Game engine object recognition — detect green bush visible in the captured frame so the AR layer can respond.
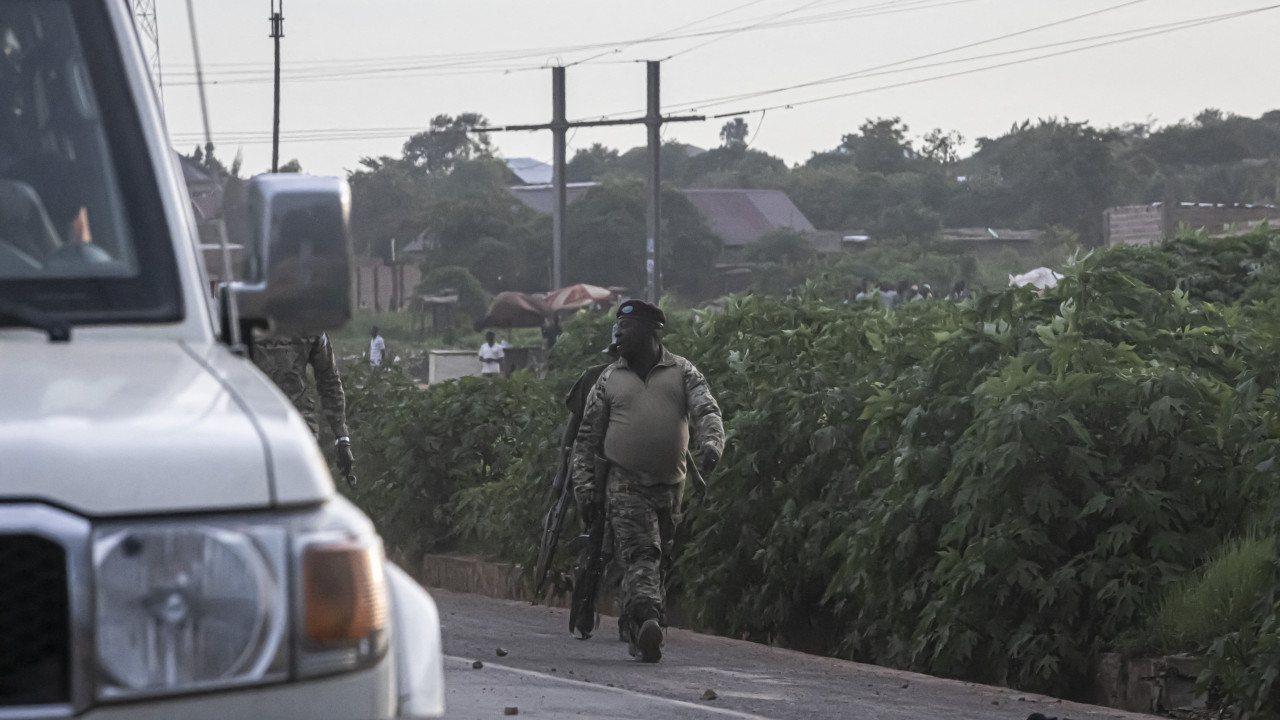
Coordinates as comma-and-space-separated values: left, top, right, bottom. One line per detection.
341, 365, 557, 557
343, 228, 1280, 712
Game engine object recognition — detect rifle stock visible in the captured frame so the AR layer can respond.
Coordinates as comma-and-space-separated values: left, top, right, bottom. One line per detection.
534, 446, 574, 596
569, 456, 610, 639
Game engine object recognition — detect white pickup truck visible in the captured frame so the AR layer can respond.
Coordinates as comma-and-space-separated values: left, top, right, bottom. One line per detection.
0, 1, 445, 718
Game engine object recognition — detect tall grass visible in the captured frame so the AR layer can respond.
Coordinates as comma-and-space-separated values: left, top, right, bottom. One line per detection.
1142, 531, 1277, 655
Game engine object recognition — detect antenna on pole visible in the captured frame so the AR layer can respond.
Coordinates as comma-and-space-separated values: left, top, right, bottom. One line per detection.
270, 0, 284, 173
131, 0, 162, 99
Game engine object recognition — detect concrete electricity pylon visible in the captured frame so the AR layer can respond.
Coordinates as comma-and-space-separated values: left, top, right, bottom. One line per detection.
480, 62, 703, 302
131, 0, 162, 96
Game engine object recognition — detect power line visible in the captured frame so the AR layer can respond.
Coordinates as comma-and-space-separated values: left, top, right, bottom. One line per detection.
668, 0, 1154, 111
662, 0, 830, 61
703, 4, 1280, 117
576, 0, 1151, 121
161, 0, 983, 87
565, 0, 776, 67
172, 4, 1277, 147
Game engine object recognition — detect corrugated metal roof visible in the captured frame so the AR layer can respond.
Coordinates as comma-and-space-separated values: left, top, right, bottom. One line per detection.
505, 157, 553, 185
509, 183, 598, 214
680, 189, 815, 247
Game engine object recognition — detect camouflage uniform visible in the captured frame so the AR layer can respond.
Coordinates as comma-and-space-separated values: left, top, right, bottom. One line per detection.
252, 334, 351, 440
571, 348, 724, 634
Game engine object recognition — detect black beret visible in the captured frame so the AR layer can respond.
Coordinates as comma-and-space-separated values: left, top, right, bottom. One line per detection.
617, 299, 665, 326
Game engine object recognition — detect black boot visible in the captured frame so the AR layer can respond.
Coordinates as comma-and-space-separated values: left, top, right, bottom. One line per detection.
625, 604, 664, 663
634, 618, 663, 663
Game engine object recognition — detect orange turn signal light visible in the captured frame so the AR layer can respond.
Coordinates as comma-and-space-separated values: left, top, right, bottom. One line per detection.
303, 542, 387, 644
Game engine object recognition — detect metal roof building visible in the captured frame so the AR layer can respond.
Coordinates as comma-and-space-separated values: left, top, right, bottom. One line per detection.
680, 189, 815, 247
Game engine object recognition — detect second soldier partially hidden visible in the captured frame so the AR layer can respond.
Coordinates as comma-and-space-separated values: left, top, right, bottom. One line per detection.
571, 300, 725, 663
253, 334, 356, 485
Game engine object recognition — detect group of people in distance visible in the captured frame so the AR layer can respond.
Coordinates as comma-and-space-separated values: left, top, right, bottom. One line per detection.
853, 279, 969, 307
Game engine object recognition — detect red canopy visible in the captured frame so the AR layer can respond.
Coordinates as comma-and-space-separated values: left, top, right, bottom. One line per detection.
475, 292, 548, 330
542, 283, 615, 313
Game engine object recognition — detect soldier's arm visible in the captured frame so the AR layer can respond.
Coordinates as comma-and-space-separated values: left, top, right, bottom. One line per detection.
570, 371, 610, 507
309, 334, 351, 439
682, 360, 725, 459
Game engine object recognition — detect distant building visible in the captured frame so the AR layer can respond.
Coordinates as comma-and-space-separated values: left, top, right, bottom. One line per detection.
680, 188, 816, 250
1105, 202, 1280, 247
508, 184, 818, 253
509, 182, 599, 214
938, 227, 1044, 263
505, 158, 553, 185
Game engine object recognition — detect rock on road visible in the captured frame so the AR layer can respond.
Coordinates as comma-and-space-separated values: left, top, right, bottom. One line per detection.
432, 588, 1159, 720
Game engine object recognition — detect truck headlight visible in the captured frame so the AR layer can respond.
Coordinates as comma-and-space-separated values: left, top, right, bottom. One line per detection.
93, 524, 289, 698
91, 499, 389, 700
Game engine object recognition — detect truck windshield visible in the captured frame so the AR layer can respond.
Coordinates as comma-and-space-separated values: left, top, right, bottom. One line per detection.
0, 0, 180, 325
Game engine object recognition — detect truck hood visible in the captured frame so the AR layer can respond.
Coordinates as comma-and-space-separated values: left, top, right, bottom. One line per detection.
0, 338, 326, 516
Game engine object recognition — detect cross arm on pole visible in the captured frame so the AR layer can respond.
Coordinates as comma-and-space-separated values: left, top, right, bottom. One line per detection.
473, 114, 704, 134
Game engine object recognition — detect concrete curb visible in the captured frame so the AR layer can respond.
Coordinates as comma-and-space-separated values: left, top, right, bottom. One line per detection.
404, 552, 575, 609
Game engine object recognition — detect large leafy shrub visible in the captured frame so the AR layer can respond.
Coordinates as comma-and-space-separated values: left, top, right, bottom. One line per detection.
345, 229, 1280, 712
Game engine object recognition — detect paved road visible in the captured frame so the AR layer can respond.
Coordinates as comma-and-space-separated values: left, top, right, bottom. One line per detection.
433, 588, 1159, 720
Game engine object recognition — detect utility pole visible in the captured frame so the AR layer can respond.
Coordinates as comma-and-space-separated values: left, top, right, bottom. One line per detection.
645, 61, 661, 303
551, 67, 567, 289
478, 62, 702, 302
269, 0, 284, 173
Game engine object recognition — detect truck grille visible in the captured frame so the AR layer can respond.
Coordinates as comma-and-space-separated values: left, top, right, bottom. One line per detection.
0, 535, 70, 706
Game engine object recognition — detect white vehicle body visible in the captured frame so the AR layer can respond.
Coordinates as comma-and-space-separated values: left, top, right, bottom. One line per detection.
0, 0, 444, 717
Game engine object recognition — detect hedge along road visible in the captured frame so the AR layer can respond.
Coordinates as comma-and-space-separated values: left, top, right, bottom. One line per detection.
433, 589, 1159, 720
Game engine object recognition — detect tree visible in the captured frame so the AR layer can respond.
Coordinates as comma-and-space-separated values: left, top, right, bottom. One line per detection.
955, 119, 1119, 245
419, 159, 549, 292
277, 158, 303, 173
682, 146, 787, 188
347, 155, 427, 257
746, 229, 816, 265
839, 117, 915, 173
565, 179, 721, 298
920, 129, 965, 165
402, 113, 494, 174
566, 143, 621, 182
418, 265, 489, 325
720, 118, 749, 149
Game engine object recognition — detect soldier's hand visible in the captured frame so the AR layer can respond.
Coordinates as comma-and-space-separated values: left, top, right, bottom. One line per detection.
336, 438, 355, 479
700, 445, 720, 479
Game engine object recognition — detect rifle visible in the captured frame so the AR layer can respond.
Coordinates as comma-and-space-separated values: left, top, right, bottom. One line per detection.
569, 456, 610, 639
533, 445, 573, 597
536, 363, 611, 599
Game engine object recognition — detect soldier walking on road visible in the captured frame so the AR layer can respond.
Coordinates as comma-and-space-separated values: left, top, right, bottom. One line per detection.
571, 300, 725, 663
253, 334, 356, 486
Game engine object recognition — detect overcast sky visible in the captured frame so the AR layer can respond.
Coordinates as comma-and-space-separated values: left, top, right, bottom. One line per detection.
154, 0, 1279, 177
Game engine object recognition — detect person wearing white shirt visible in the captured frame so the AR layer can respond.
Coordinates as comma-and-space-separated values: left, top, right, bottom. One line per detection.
478, 331, 505, 375
369, 326, 386, 368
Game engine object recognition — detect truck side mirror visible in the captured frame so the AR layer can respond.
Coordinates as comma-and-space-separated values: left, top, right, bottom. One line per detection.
234, 174, 353, 336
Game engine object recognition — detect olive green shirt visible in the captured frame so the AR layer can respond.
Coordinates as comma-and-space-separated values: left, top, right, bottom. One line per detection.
572, 348, 724, 497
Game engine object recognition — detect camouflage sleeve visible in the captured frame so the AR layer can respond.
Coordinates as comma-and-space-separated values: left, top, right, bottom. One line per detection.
682, 359, 724, 459
309, 334, 351, 439
570, 366, 613, 506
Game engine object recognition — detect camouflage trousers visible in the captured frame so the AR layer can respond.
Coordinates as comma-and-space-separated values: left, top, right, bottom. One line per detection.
606, 468, 682, 633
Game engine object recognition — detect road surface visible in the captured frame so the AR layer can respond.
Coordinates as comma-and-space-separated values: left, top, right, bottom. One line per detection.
433, 588, 1159, 720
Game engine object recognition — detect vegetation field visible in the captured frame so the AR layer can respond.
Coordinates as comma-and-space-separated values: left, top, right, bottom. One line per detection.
334, 229, 1280, 716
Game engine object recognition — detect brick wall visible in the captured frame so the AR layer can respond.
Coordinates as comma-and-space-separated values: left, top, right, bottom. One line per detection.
1105, 205, 1165, 247
355, 258, 422, 312
1172, 204, 1280, 236
1106, 204, 1279, 247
